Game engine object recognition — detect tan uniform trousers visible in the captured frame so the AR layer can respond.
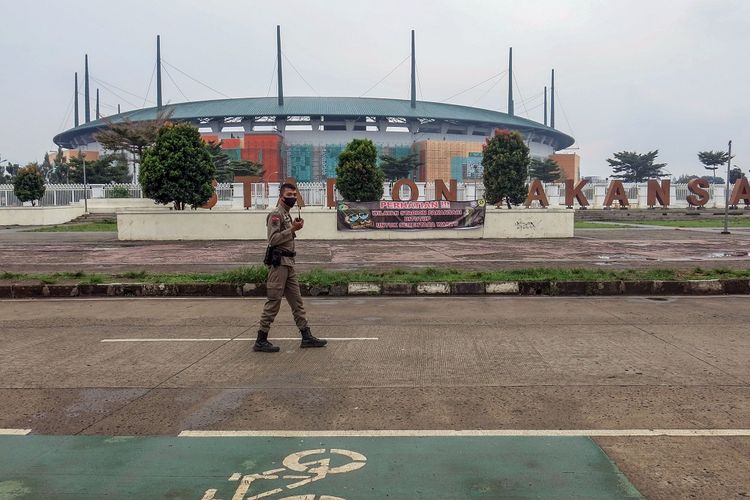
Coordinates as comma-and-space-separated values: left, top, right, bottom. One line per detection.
259, 264, 308, 333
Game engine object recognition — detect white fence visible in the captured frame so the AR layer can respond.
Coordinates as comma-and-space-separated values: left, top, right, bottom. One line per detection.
0, 183, 234, 208
0, 181, 738, 209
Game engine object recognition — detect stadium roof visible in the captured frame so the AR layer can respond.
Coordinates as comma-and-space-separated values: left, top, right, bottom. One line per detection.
53, 96, 575, 149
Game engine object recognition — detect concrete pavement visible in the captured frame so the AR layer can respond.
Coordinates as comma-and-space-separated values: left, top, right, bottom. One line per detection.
1, 226, 750, 274
0, 296, 748, 498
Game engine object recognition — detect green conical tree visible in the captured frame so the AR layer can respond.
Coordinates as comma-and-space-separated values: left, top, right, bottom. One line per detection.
336, 139, 384, 201
481, 129, 530, 208
139, 123, 215, 210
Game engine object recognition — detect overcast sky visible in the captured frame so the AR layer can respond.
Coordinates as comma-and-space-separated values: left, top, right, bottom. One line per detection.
1, 0, 747, 178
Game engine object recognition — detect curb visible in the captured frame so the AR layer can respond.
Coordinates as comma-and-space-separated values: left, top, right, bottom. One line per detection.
1, 279, 748, 299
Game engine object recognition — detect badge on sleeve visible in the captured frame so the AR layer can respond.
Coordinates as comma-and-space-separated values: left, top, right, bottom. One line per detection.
270, 215, 281, 228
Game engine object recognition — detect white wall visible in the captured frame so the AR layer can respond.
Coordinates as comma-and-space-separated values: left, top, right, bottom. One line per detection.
0, 206, 85, 226
117, 207, 573, 240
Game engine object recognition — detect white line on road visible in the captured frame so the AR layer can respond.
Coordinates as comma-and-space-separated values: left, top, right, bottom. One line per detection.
178, 429, 750, 438
0, 429, 32, 435
101, 337, 379, 343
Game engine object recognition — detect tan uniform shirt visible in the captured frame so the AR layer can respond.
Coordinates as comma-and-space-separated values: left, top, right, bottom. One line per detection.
266, 203, 296, 267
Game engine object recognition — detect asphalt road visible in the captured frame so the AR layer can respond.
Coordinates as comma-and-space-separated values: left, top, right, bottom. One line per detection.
0, 296, 748, 499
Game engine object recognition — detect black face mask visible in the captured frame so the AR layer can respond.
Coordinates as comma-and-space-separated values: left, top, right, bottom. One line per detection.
283, 196, 297, 208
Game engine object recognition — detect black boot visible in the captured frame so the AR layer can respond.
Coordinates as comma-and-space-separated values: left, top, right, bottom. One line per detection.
253, 330, 280, 353
300, 327, 327, 348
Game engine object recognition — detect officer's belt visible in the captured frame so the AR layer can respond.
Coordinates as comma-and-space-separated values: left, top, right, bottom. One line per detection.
278, 249, 296, 257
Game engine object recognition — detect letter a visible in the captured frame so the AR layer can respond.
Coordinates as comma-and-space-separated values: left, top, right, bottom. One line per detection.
524, 179, 549, 207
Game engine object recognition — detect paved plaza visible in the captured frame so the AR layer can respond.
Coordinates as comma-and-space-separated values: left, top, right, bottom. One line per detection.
1, 226, 750, 274
0, 295, 748, 498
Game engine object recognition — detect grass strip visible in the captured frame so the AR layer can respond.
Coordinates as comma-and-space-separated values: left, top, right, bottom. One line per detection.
2, 266, 750, 286
28, 222, 117, 232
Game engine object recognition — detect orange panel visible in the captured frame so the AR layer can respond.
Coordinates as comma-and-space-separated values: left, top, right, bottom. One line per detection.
244, 134, 283, 183
222, 138, 241, 149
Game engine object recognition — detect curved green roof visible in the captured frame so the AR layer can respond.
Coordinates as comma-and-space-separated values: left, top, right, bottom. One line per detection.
54, 96, 574, 149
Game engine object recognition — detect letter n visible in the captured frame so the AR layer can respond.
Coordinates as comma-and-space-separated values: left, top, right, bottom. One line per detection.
565, 179, 589, 208
729, 177, 750, 207
435, 179, 457, 201
647, 179, 671, 208
603, 180, 629, 208
524, 179, 549, 207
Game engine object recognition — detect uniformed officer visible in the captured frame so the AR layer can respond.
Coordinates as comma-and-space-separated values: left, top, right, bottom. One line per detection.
254, 182, 327, 352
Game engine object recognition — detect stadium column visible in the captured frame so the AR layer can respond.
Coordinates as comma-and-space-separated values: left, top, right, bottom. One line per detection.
157, 35, 163, 109
84, 54, 90, 123
410, 30, 416, 109
74, 72, 79, 127
508, 47, 514, 116
551, 69, 555, 129
277, 25, 284, 107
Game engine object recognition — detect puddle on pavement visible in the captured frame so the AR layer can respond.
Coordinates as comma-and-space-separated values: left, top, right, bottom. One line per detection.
596, 254, 648, 261
707, 251, 749, 258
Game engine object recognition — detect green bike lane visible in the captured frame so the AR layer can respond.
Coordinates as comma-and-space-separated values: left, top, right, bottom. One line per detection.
0, 433, 641, 499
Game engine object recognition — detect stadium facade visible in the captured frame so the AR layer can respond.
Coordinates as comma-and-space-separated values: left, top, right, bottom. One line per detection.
53, 29, 576, 184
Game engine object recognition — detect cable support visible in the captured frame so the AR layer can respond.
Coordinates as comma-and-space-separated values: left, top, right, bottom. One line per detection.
266, 59, 277, 97
162, 64, 191, 102
281, 51, 320, 96
524, 101, 545, 114
91, 75, 155, 105
472, 76, 503, 106
143, 62, 156, 107
517, 91, 544, 105
416, 63, 425, 100
92, 81, 141, 109
440, 70, 507, 102
513, 73, 529, 117
554, 89, 576, 137
359, 54, 410, 97
161, 59, 231, 98
57, 93, 75, 132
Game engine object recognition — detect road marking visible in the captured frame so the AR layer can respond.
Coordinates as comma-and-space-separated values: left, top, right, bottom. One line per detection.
0, 429, 31, 435
100, 337, 378, 343
179, 429, 750, 438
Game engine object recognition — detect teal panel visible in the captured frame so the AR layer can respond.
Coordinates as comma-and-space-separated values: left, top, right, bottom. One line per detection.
224, 149, 241, 161
451, 156, 464, 181
287, 144, 313, 182
391, 145, 412, 159
322, 144, 346, 179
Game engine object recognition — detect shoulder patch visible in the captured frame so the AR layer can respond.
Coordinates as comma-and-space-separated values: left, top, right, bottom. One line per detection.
270, 215, 281, 226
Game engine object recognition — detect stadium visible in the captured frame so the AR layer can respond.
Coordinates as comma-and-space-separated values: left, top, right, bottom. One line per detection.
53, 29, 576, 184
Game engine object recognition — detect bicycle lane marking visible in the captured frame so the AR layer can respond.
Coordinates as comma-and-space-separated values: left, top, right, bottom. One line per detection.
0, 434, 643, 499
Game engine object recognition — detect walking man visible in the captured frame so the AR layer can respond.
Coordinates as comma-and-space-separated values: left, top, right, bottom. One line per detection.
254, 182, 327, 352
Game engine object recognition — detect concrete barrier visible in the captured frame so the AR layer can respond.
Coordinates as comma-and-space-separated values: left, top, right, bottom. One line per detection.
117, 207, 574, 240
0, 205, 85, 226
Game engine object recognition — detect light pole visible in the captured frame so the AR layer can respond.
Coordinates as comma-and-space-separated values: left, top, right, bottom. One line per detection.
721, 140, 732, 235
79, 147, 88, 214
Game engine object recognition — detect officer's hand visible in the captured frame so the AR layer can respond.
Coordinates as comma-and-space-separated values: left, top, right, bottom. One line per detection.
291, 218, 304, 232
